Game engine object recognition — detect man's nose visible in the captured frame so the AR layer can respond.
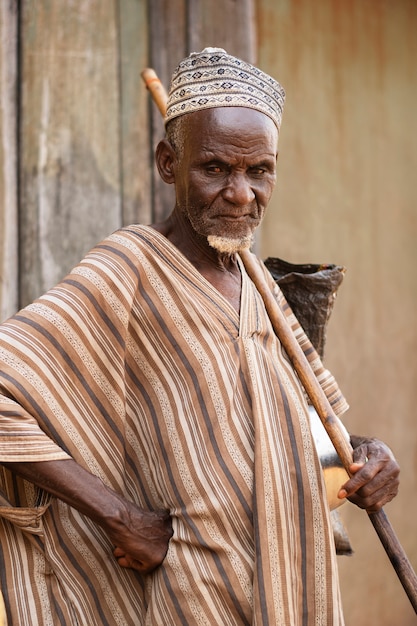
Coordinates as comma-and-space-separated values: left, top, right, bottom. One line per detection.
222, 173, 255, 205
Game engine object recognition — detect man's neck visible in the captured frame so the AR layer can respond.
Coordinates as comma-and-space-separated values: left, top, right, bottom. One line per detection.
151, 212, 242, 313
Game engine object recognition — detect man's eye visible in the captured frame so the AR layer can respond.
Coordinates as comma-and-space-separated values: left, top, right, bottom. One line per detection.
206, 165, 223, 174
250, 167, 266, 176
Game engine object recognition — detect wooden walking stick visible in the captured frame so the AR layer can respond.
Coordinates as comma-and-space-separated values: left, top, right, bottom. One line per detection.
141, 67, 417, 613
141, 68, 170, 117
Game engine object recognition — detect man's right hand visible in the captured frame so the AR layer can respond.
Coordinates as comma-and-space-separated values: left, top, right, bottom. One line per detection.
108, 505, 173, 574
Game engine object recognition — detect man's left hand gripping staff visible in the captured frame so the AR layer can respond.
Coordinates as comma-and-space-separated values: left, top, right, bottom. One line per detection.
4, 458, 173, 575
338, 436, 400, 512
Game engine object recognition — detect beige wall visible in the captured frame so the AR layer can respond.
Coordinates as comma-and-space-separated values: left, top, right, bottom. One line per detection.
257, 1, 417, 623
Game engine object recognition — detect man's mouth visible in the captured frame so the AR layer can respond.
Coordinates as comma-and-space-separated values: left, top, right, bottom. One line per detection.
214, 212, 257, 222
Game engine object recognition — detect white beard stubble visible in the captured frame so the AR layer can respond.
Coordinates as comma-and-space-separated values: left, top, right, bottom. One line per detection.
207, 234, 253, 254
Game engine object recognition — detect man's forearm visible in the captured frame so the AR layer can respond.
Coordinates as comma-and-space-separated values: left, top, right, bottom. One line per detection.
2, 458, 173, 574
2, 458, 128, 531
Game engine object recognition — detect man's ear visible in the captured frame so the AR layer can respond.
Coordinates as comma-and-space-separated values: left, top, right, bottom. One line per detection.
155, 139, 176, 184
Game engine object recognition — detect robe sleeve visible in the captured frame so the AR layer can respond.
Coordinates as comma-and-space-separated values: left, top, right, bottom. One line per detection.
0, 315, 75, 463
0, 231, 133, 466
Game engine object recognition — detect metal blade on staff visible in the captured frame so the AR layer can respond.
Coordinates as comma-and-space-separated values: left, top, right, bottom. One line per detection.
141, 67, 417, 613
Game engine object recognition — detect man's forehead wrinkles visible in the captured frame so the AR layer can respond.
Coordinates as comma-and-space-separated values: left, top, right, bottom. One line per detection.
199, 146, 276, 163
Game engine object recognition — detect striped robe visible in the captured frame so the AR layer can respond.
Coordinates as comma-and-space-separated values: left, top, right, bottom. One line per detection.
0, 225, 347, 625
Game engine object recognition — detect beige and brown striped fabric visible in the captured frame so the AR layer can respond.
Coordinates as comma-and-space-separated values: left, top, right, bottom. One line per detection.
0, 225, 347, 625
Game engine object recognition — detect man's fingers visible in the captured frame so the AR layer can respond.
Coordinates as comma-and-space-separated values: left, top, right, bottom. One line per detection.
339, 462, 375, 497
345, 480, 399, 511
113, 547, 149, 573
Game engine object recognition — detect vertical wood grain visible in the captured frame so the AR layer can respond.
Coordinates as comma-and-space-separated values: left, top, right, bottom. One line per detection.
148, 0, 187, 220
118, 0, 152, 226
187, 0, 256, 62
0, 1, 18, 320
19, 0, 122, 305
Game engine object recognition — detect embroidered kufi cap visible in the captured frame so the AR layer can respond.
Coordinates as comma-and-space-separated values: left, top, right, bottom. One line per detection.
165, 47, 285, 130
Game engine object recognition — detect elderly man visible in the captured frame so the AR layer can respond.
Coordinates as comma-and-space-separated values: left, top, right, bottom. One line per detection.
0, 48, 398, 625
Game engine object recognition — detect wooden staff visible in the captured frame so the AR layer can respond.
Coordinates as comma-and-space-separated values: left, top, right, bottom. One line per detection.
141, 68, 170, 117
141, 67, 417, 613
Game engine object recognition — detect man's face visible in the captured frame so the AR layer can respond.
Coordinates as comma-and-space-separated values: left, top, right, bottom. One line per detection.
171, 107, 279, 246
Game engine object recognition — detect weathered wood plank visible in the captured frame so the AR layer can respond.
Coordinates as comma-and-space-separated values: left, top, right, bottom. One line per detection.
19, 0, 122, 305
148, 0, 187, 221
0, 1, 18, 321
118, 0, 153, 226
188, 0, 256, 62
